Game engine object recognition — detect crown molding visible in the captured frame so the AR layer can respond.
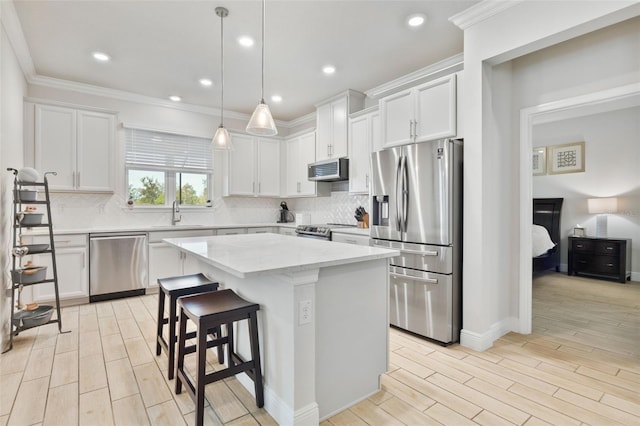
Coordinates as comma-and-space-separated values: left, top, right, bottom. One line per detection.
286, 111, 316, 128
1, 0, 36, 78
449, 0, 524, 30
365, 53, 464, 99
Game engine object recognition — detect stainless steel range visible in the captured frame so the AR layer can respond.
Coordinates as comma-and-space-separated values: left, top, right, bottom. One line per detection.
295, 223, 356, 240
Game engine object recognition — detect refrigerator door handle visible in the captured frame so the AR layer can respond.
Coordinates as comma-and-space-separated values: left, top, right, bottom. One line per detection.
390, 271, 438, 284
395, 155, 403, 232
401, 154, 409, 233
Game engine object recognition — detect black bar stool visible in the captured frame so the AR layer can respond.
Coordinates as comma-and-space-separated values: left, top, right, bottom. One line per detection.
156, 273, 222, 379
175, 289, 264, 426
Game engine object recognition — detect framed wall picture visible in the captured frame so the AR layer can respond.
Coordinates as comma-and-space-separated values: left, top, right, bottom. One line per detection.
532, 147, 547, 176
548, 141, 585, 174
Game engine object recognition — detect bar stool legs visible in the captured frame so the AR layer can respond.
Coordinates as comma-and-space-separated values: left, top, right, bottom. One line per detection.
175, 289, 264, 426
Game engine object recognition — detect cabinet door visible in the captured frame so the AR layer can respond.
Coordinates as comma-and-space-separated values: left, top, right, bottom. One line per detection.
380, 89, 413, 148
279, 227, 296, 236
316, 103, 331, 161
35, 104, 76, 190
148, 242, 182, 289
227, 134, 256, 196
414, 74, 456, 142
348, 114, 370, 194
77, 111, 115, 192
370, 111, 382, 153
217, 228, 247, 235
257, 138, 280, 197
285, 137, 300, 196
33, 247, 88, 302
331, 97, 348, 158
298, 132, 317, 196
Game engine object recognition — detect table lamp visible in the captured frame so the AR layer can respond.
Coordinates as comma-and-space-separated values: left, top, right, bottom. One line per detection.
587, 197, 618, 237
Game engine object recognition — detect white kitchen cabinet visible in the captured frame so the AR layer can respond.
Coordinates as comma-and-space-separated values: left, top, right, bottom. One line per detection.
247, 227, 275, 234
284, 131, 329, 197
348, 107, 380, 194
28, 234, 89, 303
279, 227, 297, 237
225, 133, 280, 197
216, 228, 247, 235
380, 74, 456, 148
331, 232, 370, 246
148, 229, 214, 288
315, 90, 365, 161
34, 104, 115, 192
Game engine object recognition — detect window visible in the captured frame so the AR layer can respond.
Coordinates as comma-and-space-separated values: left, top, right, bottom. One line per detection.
125, 128, 213, 207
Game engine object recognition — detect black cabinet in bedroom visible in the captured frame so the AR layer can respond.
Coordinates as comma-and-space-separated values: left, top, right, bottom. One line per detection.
568, 236, 631, 283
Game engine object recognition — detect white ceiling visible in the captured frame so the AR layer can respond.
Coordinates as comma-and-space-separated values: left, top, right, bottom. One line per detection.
12, 0, 477, 122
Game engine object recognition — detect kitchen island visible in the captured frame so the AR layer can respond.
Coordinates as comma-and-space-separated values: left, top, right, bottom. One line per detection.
164, 233, 398, 425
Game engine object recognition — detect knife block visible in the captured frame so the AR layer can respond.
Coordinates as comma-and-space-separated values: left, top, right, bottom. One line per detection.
357, 214, 369, 229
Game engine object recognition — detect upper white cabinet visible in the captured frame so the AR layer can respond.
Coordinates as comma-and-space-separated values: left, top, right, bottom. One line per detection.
348, 107, 380, 194
224, 134, 280, 197
315, 90, 365, 161
34, 104, 115, 192
284, 131, 328, 197
379, 74, 456, 148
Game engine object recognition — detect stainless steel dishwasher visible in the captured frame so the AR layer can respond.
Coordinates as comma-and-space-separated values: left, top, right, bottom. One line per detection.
89, 232, 148, 302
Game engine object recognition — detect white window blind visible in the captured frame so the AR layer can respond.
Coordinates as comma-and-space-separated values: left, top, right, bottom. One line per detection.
125, 128, 212, 171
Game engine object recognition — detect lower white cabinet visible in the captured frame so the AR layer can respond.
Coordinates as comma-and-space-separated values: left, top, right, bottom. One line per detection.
331, 232, 370, 246
279, 227, 297, 236
148, 230, 214, 288
216, 228, 248, 235
28, 234, 89, 303
248, 227, 275, 234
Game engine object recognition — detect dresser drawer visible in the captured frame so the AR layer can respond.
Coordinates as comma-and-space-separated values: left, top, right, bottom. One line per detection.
594, 241, 619, 256
593, 256, 620, 274
572, 239, 594, 253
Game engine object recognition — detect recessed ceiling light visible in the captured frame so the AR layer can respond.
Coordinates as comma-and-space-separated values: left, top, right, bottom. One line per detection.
271, 95, 282, 103
169, 95, 181, 102
238, 36, 254, 47
407, 13, 427, 27
199, 78, 213, 87
92, 51, 110, 62
322, 65, 336, 75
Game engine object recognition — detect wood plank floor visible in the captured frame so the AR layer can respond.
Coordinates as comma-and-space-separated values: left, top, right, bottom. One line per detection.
1, 273, 638, 425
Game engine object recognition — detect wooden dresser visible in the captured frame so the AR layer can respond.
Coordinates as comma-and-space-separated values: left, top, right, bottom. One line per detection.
568, 236, 631, 283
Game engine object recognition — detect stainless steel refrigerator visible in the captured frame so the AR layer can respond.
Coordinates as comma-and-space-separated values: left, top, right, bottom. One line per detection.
370, 139, 462, 344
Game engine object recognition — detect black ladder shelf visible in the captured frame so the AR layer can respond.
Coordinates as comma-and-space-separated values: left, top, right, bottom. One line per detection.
5, 168, 69, 353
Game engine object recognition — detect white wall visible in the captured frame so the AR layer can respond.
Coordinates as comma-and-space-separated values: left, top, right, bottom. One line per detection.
1, 23, 28, 351
455, 0, 640, 351
532, 107, 640, 275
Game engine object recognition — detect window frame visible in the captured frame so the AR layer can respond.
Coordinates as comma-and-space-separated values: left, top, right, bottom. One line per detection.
124, 127, 214, 209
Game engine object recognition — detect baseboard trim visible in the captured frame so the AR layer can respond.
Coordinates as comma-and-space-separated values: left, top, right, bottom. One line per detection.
460, 317, 517, 351
237, 373, 320, 425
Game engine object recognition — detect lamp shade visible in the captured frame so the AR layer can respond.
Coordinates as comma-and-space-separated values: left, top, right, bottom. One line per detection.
587, 197, 618, 214
246, 100, 277, 136
212, 125, 233, 150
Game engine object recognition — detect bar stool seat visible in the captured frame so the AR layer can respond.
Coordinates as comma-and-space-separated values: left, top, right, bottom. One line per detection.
156, 273, 221, 380
175, 289, 263, 426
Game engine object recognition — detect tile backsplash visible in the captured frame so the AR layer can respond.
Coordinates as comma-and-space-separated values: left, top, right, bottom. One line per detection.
46, 189, 369, 230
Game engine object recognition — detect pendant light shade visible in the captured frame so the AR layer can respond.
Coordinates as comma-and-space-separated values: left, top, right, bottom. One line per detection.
246, 0, 277, 136
212, 125, 232, 150
246, 99, 277, 136
212, 7, 233, 150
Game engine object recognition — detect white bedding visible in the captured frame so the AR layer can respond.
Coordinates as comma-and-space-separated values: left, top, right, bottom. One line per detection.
532, 224, 556, 257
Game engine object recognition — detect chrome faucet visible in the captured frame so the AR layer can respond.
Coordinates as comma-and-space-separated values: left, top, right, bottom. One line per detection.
172, 200, 182, 225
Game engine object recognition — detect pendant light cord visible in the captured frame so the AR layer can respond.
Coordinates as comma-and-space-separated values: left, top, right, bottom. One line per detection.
220, 10, 225, 126
261, 0, 265, 102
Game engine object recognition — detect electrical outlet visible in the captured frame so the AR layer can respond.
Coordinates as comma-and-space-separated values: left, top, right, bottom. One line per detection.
299, 300, 312, 325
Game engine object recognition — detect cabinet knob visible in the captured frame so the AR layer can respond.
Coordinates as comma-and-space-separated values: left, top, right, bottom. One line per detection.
606, 263, 614, 267
576, 244, 583, 248
606, 247, 613, 250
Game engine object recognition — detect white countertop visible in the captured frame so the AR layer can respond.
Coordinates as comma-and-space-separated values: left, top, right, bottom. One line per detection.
164, 233, 397, 279
22, 222, 296, 235
330, 227, 370, 236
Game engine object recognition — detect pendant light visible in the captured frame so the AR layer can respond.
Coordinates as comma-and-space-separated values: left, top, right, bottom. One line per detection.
246, 0, 277, 136
212, 7, 233, 150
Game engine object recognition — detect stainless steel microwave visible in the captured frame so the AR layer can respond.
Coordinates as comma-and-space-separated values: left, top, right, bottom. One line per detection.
307, 157, 349, 182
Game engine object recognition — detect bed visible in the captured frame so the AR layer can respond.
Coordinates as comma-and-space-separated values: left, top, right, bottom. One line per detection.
533, 198, 564, 273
